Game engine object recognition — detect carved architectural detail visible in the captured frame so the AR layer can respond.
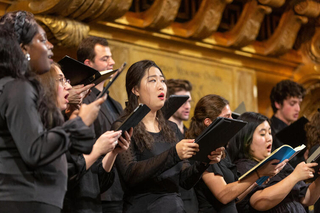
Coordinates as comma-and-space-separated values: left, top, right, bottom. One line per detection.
35, 15, 89, 48
7, 0, 131, 23
213, 0, 272, 48
261, 9, 308, 56
58, 0, 87, 17
294, 0, 320, 18
258, 0, 285, 8
306, 28, 320, 63
122, 0, 181, 30
91, 0, 132, 22
171, 0, 233, 39
28, 0, 73, 14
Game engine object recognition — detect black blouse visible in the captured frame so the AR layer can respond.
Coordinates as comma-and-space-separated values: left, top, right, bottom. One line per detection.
195, 153, 238, 213
0, 78, 95, 208
235, 158, 309, 213
115, 121, 208, 213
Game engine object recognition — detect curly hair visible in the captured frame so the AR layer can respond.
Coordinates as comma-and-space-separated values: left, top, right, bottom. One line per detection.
0, 11, 62, 129
228, 112, 270, 163
270, 80, 305, 114
120, 60, 177, 152
186, 94, 229, 140
166, 79, 192, 97
305, 110, 320, 150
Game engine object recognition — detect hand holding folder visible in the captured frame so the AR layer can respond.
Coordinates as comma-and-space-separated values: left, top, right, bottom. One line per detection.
239, 144, 306, 185
190, 117, 247, 162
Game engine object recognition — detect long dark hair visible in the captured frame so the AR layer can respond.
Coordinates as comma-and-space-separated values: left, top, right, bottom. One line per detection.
228, 112, 270, 163
0, 30, 28, 79
0, 11, 62, 129
121, 60, 176, 152
186, 94, 229, 139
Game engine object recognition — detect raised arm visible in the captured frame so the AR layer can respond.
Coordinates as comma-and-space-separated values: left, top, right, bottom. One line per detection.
5, 80, 95, 169
250, 162, 316, 211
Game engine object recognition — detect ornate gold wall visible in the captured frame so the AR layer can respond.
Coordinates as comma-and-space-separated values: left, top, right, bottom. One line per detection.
1, 0, 320, 121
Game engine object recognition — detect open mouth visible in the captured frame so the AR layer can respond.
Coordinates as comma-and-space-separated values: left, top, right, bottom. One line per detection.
64, 94, 69, 101
158, 93, 165, 99
266, 144, 272, 151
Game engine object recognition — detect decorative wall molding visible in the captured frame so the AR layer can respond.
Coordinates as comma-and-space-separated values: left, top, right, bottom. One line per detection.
260, 9, 308, 56
36, 15, 90, 47
213, 0, 272, 48
170, 0, 233, 39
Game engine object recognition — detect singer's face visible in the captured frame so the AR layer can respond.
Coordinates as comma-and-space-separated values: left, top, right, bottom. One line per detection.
134, 67, 167, 111
250, 121, 273, 162
91, 44, 115, 71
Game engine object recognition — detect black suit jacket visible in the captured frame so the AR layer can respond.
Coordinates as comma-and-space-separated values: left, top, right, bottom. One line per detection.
83, 88, 123, 137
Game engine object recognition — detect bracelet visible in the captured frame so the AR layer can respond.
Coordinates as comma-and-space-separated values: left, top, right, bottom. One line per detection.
255, 170, 261, 179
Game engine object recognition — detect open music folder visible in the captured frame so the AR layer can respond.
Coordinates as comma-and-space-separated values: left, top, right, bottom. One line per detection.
58, 55, 116, 86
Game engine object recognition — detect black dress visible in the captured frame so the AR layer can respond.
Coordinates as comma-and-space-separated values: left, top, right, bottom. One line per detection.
0, 77, 95, 210
115, 121, 208, 213
195, 153, 238, 213
235, 158, 309, 213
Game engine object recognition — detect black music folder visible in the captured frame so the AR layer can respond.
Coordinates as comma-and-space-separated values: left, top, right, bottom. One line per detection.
190, 117, 247, 162
58, 55, 116, 86
116, 104, 151, 133
96, 62, 126, 100
275, 116, 309, 148
161, 95, 189, 120
306, 145, 320, 182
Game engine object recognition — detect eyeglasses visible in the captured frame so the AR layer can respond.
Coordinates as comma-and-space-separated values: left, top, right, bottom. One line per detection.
56, 77, 71, 87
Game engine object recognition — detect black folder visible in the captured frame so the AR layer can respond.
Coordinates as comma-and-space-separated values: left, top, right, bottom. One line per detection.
190, 117, 247, 162
306, 145, 320, 182
116, 104, 151, 133
58, 55, 116, 86
96, 62, 126, 100
161, 95, 189, 120
275, 116, 309, 148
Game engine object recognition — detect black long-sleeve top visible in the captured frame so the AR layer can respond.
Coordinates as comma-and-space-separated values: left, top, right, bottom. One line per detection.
0, 77, 95, 208
115, 121, 208, 212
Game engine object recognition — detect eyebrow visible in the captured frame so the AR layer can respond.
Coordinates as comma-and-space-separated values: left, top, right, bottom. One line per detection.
259, 128, 271, 132
57, 74, 64, 78
147, 75, 164, 78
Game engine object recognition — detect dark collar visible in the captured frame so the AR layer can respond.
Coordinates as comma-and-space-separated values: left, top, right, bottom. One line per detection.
270, 115, 288, 133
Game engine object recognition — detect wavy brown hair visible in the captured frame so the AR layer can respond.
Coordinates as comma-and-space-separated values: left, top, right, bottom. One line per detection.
186, 94, 229, 139
305, 111, 320, 150
120, 60, 176, 152
37, 62, 64, 129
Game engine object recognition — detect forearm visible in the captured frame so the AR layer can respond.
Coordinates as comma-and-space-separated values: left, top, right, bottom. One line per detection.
83, 145, 102, 170
250, 174, 299, 211
301, 177, 320, 206
237, 182, 258, 202
102, 152, 117, 172
205, 171, 259, 204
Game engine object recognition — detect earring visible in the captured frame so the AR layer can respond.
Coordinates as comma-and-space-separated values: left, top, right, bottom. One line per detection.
25, 53, 30, 61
